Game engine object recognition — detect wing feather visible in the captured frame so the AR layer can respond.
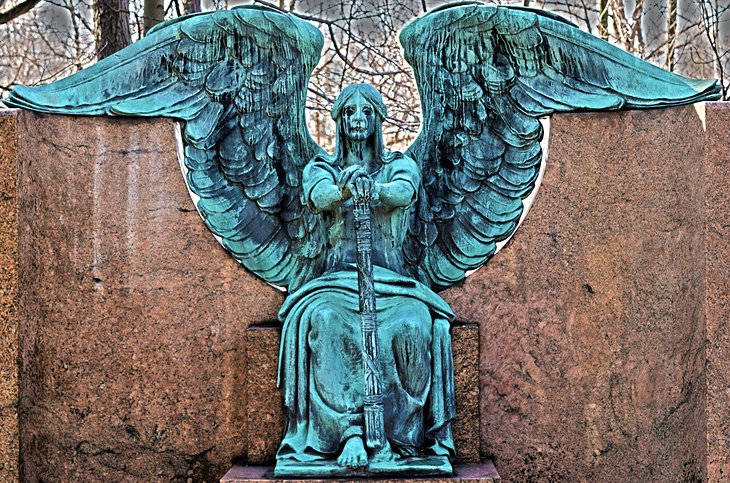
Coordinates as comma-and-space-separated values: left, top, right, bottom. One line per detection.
7, 6, 326, 290
400, 3, 720, 290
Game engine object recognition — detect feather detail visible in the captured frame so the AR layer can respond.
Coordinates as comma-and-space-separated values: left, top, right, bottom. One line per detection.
399, 2, 720, 290
6, 6, 326, 291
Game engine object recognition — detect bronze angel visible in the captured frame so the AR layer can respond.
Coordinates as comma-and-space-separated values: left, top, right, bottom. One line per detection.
5, 1, 720, 477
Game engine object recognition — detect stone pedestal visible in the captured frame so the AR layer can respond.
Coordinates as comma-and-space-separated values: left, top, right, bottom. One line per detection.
220, 461, 501, 483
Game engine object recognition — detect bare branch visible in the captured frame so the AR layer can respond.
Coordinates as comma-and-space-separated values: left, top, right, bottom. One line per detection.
0, 0, 42, 24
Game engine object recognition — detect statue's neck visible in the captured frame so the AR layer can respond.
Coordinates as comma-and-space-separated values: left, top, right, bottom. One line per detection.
344, 139, 377, 171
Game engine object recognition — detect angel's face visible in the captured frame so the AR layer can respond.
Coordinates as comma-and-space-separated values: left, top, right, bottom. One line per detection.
342, 92, 375, 142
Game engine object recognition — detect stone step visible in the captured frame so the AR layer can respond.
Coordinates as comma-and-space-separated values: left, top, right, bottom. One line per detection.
221, 460, 501, 482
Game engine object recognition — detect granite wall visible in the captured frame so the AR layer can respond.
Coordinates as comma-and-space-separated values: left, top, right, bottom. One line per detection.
14, 112, 284, 481
441, 105, 711, 481
704, 103, 730, 481
0, 104, 727, 481
0, 110, 18, 482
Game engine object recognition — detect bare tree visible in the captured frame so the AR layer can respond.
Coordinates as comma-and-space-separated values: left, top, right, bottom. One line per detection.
697, 0, 729, 97
184, 0, 201, 14
0, 0, 96, 92
143, 0, 164, 33
598, 0, 609, 40
0, 0, 42, 24
1, 0, 727, 107
664, 0, 678, 70
94, 0, 132, 59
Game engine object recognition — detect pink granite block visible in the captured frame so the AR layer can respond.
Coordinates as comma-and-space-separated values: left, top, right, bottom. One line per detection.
704, 102, 730, 483
11, 103, 728, 482
220, 460, 501, 483
0, 109, 19, 483
244, 326, 285, 465
16, 111, 283, 481
442, 106, 708, 481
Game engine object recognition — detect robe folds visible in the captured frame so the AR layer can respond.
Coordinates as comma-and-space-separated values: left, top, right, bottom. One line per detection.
276, 266, 457, 461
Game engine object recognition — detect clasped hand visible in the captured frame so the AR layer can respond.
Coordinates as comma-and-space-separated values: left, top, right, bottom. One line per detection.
338, 165, 379, 202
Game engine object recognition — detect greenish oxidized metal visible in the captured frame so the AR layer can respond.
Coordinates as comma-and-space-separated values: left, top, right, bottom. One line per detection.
4, 1, 721, 478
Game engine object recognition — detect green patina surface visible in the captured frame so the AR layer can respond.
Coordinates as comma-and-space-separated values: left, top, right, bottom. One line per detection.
4, 1, 720, 477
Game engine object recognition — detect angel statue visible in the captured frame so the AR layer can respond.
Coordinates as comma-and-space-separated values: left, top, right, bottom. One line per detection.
5, 0, 720, 478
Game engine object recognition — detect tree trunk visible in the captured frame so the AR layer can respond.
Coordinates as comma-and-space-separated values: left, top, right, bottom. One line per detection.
664, 0, 677, 70
94, 0, 131, 60
184, 0, 200, 15
630, 0, 645, 57
143, 0, 164, 34
598, 0, 609, 40
0, 0, 42, 25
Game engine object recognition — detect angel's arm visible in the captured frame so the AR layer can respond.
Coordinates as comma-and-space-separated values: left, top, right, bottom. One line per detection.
303, 161, 343, 212
377, 180, 415, 208
376, 156, 420, 208
310, 183, 343, 212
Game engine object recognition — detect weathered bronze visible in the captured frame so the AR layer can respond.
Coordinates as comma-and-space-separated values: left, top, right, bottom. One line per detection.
4, 1, 720, 477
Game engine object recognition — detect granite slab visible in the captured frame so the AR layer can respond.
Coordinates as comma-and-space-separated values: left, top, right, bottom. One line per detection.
221, 460, 500, 482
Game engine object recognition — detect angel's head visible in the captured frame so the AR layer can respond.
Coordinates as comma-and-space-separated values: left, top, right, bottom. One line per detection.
331, 84, 387, 164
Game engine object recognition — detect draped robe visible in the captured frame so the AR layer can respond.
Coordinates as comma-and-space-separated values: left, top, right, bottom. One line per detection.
276, 153, 456, 461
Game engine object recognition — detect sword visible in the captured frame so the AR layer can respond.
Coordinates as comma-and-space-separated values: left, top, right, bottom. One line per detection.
353, 193, 386, 450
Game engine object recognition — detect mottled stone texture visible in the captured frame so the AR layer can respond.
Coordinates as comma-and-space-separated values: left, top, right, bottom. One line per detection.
441, 105, 710, 481
451, 323, 481, 463
15, 111, 285, 481
243, 326, 285, 465
242, 324, 481, 465
6, 105, 729, 482
0, 110, 18, 482
704, 102, 730, 483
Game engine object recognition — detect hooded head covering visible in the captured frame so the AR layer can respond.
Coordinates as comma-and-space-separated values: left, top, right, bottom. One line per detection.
329, 83, 395, 165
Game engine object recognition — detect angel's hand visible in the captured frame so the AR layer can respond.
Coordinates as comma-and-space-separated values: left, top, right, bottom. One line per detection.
338, 165, 369, 190
351, 176, 379, 202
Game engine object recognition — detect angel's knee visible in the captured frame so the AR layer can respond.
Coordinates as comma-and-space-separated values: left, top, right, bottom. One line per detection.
310, 305, 343, 335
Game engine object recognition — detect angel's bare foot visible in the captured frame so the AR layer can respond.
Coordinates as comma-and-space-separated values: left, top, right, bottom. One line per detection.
371, 440, 398, 462
337, 436, 368, 469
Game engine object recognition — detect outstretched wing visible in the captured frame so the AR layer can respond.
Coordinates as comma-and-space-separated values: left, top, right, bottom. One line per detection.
400, 2, 721, 291
7, 6, 326, 290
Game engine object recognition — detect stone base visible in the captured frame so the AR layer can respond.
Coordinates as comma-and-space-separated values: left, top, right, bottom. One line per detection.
275, 455, 452, 478
221, 460, 500, 482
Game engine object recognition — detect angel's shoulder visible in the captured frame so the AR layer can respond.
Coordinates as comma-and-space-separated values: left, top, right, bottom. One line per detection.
383, 151, 420, 171
303, 154, 338, 179
382, 151, 421, 185
383, 150, 418, 169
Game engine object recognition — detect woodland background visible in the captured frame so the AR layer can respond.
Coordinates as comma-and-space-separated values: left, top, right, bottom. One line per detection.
0, 0, 727, 150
